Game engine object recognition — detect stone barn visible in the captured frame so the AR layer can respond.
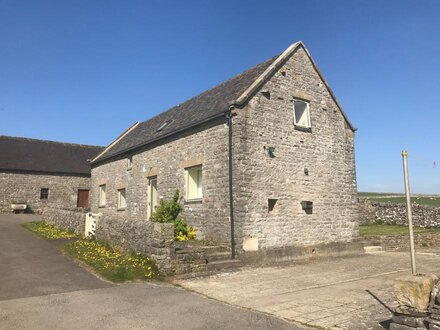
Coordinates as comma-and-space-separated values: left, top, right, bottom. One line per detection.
0, 136, 103, 214
90, 41, 360, 263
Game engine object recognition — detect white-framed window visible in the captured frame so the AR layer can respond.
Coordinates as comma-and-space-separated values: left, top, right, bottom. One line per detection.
117, 188, 126, 210
127, 156, 133, 170
186, 165, 203, 200
98, 184, 106, 207
293, 99, 311, 129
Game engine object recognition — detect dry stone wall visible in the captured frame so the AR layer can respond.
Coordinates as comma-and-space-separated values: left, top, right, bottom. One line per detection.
363, 232, 440, 250
358, 199, 440, 227
42, 206, 87, 234
0, 171, 91, 214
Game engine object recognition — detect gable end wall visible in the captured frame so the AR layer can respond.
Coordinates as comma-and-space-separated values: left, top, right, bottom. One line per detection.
233, 46, 358, 250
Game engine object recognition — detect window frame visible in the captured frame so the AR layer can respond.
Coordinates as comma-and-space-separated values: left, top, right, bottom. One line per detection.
185, 165, 203, 201
40, 188, 49, 200
293, 99, 312, 130
117, 188, 126, 210
98, 184, 106, 207
127, 156, 133, 171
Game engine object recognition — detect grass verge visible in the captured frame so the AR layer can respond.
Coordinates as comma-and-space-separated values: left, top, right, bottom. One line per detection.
63, 239, 162, 282
21, 221, 79, 240
360, 223, 440, 236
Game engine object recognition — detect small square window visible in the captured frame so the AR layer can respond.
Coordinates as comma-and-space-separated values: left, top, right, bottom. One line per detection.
127, 156, 133, 170
117, 189, 126, 210
186, 165, 203, 200
293, 100, 311, 129
40, 188, 49, 200
98, 184, 106, 207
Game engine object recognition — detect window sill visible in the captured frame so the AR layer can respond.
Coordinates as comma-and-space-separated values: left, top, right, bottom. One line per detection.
126, 167, 132, 171
117, 208, 126, 211
185, 198, 203, 204
294, 125, 312, 133
98, 205, 106, 208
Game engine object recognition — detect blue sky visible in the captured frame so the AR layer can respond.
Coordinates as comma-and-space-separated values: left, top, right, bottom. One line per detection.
1, 0, 440, 193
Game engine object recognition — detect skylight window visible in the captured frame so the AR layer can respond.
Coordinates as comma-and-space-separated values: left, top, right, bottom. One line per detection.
156, 120, 172, 132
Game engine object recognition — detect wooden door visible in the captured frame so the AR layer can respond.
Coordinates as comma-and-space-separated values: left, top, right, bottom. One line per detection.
77, 189, 90, 208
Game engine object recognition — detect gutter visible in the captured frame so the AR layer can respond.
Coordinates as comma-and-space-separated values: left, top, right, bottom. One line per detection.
226, 110, 236, 259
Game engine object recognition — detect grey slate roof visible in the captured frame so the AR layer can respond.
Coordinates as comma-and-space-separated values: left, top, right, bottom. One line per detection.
0, 136, 103, 175
93, 54, 279, 163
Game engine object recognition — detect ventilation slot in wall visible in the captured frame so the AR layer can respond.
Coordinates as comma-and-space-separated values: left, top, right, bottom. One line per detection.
268, 199, 278, 212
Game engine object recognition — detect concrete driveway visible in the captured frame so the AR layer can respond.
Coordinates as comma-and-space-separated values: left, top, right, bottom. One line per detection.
175, 249, 440, 329
0, 214, 304, 329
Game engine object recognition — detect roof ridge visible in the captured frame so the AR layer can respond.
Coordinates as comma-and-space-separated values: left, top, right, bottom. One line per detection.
0, 135, 103, 149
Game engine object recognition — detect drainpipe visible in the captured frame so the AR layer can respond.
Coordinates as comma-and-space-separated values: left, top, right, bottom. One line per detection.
226, 110, 236, 259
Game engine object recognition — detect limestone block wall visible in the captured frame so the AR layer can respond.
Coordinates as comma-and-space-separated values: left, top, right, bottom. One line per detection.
233, 46, 358, 250
91, 119, 231, 243
0, 171, 91, 214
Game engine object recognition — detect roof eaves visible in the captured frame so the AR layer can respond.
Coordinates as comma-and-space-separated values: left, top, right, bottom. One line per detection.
91, 112, 226, 166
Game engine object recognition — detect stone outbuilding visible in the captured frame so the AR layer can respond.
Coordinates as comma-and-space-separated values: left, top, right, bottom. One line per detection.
0, 135, 103, 214
90, 41, 360, 262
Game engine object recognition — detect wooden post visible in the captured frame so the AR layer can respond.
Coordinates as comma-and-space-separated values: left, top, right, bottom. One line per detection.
402, 150, 417, 275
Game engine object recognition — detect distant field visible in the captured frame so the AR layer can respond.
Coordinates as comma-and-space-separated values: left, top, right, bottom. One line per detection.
358, 192, 440, 207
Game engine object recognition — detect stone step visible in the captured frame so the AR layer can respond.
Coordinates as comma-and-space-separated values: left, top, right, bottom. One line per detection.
206, 251, 233, 262
174, 245, 230, 255
199, 245, 230, 254
206, 259, 243, 272
364, 246, 383, 253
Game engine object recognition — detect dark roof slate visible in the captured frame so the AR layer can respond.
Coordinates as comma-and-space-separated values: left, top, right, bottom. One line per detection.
0, 136, 103, 175
95, 54, 279, 162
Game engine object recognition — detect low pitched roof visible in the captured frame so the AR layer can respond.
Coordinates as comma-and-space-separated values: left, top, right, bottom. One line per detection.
92, 41, 354, 164
0, 136, 103, 175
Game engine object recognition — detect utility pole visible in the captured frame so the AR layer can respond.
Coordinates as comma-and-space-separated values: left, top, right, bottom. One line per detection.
402, 150, 417, 275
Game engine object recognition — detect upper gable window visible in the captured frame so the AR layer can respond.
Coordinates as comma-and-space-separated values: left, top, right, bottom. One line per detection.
293, 100, 311, 129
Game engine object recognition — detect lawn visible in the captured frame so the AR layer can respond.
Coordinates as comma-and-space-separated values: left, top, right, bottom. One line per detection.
359, 223, 440, 236
63, 239, 162, 282
21, 221, 79, 240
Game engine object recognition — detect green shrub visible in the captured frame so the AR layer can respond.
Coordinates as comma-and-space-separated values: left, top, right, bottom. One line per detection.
150, 190, 182, 223
150, 190, 196, 241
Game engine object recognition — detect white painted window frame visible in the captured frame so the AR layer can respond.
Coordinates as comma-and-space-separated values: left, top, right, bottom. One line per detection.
293, 99, 312, 129
98, 184, 106, 207
186, 165, 203, 201
117, 188, 126, 210
127, 156, 133, 170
